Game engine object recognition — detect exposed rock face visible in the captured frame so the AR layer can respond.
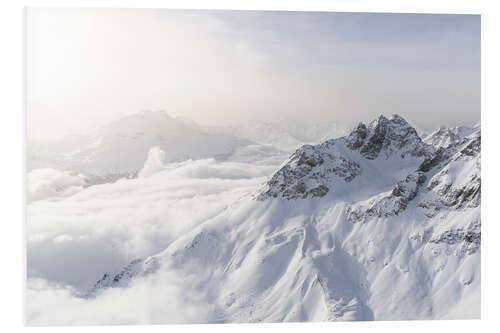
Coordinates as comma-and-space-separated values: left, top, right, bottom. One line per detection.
257, 142, 361, 200
347, 115, 430, 160
429, 220, 481, 255
461, 135, 481, 157
86, 257, 160, 297
429, 176, 481, 209
346, 171, 426, 223
430, 229, 480, 246
346, 123, 368, 150
417, 148, 446, 173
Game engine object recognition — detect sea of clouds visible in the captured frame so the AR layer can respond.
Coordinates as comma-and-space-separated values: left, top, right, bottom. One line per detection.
26, 149, 276, 325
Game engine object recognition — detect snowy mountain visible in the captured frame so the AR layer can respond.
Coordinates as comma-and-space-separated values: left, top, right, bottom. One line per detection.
84, 114, 480, 322
28, 111, 252, 177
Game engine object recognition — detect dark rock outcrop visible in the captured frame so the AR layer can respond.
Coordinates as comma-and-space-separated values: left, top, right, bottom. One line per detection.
347, 115, 430, 160
346, 171, 426, 223
257, 143, 360, 200
86, 257, 159, 297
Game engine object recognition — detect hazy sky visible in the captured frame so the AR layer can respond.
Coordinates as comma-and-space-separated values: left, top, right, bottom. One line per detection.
27, 8, 480, 141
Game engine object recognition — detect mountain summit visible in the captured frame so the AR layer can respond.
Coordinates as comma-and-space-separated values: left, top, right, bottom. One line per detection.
258, 114, 434, 200
346, 114, 429, 160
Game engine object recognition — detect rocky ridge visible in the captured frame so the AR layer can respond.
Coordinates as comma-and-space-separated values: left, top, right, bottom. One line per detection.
258, 114, 435, 201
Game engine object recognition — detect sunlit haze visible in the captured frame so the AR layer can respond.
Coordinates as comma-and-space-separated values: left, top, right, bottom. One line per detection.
26, 8, 480, 141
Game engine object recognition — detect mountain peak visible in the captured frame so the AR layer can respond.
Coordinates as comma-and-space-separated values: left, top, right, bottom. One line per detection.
366, 115, 388, 129
257, 114, 431, 201
367, 114, 409, 129
347, 114, 427, 160
390, 114, 409, 124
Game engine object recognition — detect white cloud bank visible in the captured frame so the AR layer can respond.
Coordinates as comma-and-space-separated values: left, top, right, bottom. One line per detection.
138, 146, 166, 178
26, 157, 276, 325
26, 158, 273, 289
27, 168, 86, 202
26, 272, 214, 325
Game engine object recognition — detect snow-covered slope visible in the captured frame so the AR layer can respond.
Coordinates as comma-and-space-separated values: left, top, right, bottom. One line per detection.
28, 111, 252, 177
423, 125, 476, 149
81, 114, 480, 323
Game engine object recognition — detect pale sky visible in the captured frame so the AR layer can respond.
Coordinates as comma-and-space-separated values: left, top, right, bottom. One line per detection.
26, 8, 480, 141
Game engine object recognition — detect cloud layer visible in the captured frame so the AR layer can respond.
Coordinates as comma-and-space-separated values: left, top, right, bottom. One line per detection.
27, 158, 273, 289
26, 272, 214, 325
27, 168, 86, 202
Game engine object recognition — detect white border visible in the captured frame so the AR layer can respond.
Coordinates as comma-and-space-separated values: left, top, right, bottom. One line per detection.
2, 0, 499, 332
